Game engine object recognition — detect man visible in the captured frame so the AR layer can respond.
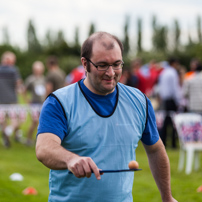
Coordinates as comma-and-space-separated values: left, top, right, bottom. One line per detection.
45, 55, 66, 96
158, 58, 181, 148
36, 32, 177, 202
65, 64, 85, 85
183, 62, 202, 113
23, 61, 46, 146
0, 51, 22, 103
184, 58, 200, 80
0, 51, 23, 147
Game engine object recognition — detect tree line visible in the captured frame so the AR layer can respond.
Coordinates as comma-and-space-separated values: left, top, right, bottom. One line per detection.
0, 15, 202, 80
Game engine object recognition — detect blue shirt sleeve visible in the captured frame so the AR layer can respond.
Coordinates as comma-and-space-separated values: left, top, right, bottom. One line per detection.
37, 95, 68, 140
141, 97, 159, 145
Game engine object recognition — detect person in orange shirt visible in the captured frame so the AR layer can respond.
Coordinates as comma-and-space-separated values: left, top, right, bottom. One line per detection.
184, 58, 200, 80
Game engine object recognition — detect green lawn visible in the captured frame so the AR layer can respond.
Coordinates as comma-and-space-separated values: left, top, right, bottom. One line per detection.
1, 131, 202, 201
0, 112, 49, 202
0, 142, 49, 202
134, 144, 202, 202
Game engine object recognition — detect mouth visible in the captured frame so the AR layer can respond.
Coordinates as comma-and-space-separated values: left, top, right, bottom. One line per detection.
103, 79, 113, 82
102, 77, 115, 82
102, 79, 114, 85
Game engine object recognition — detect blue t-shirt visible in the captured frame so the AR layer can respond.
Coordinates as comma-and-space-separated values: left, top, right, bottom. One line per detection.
37, 79, 159, 145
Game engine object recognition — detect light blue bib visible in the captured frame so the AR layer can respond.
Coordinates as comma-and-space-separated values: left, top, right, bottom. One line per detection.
50, 82, 147, 202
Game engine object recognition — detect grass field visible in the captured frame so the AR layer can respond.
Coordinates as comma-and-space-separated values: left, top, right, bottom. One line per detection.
1, 126, 202, 201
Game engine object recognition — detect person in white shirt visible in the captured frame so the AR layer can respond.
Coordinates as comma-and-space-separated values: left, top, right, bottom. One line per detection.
183, 63, 202, 113
158, 57, 181, 148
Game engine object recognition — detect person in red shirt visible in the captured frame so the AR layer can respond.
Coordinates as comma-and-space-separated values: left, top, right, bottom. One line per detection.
65, 65, 85, 85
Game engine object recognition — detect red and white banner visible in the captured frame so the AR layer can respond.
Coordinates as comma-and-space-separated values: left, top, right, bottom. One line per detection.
0, 104, 42, 123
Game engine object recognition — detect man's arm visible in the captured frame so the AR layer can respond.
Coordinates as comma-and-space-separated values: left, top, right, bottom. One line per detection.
142, 139, 177, 202
36, 133, 101, 180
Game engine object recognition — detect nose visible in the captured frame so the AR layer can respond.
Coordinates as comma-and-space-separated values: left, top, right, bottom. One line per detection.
105, 65, 115, 76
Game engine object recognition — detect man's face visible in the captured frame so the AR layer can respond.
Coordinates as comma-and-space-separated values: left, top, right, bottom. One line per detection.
82, 38, 122, 95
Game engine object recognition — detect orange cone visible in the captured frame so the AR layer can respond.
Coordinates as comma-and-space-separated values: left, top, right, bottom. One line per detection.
197, 185, 202, 193
22, 187, 38, 195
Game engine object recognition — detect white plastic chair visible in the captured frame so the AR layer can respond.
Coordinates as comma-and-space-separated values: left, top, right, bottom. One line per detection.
173, 113, 202, 174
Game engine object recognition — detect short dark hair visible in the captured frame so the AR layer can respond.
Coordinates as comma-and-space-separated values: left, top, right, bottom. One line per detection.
81, 31, 124, 59
196, 63, 202, 72
168, 57, 179, 66
47, 55, 58, 67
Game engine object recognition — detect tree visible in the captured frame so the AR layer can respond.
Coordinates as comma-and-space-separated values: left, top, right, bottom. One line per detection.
88, 23, 96, 36
151, 15, 167, 52
27, 19, 42, 53
2, 26, 10, 45
74, 27, 80, 47
173, 19, 181, 52
53, 30, 71, 56
187, 29, 193, 46
73, 27, 81, 55
123, 15, 130, 55
152, 15, 157, 33
44, 29, 54, 49
137, 18, 143, 53
197, 15, 202, 43
151, 15, 157, 49
55, 30, 67, 46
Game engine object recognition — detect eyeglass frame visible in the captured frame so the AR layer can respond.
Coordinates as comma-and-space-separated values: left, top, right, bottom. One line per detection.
85, 58, 124, 71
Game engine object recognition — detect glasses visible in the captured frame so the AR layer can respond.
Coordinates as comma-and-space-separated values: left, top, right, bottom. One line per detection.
85, 58, 124, 71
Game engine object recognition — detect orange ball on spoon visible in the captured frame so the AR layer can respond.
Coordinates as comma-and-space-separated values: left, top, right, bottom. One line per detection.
128, 160, 139, 169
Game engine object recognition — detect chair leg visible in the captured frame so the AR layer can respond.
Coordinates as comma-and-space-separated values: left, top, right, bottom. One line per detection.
186, 148, 194, 175
194, 151, 200, 171
178, 149, 185, 171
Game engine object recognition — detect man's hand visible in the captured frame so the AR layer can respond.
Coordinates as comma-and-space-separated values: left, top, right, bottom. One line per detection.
67, 156, 101, 180
36, 133, 102, 180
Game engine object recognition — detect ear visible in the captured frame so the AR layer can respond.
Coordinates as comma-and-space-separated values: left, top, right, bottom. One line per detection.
81, 57, 87, 72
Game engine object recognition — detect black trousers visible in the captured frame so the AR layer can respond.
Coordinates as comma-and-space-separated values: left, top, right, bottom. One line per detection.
160, 99, 177, 148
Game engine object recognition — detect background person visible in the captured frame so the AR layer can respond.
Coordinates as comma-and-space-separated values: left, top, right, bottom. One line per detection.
183, 62, 202, 113
36, 32, 177, 202
157, 57, 181, 148
0, 51, 23, 147
123, 58, 141, 88
65, 64, 85, 85
184, 58, 200, 80
23, 61, 46, 146
177, 65, 188, 112
45, 55, 66, 96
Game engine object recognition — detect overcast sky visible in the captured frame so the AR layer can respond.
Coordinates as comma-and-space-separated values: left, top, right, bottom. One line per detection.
0, 0, 202, 50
